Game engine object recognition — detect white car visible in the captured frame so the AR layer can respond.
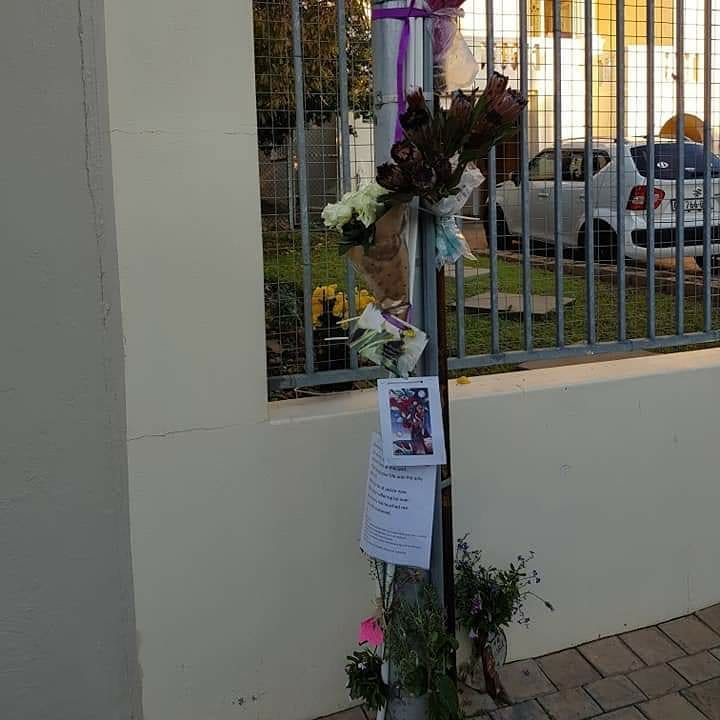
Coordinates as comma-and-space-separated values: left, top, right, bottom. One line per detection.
490, 139, 720, 270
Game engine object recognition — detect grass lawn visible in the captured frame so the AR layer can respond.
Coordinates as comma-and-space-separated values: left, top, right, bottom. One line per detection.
264, 233, 718, 373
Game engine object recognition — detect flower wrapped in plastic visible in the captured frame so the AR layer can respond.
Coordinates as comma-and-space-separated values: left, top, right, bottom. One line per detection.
428, 0, 478, 92
376, 76, 527, 266
321, 181, 388, 255
428, 164, 484, 267
347, 303, 428, 378
346, 203, 410, 316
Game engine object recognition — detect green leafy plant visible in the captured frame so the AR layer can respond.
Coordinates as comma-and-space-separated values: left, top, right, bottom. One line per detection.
454, 536, 553, 702
345, 648, 387, 712
455, 537, 553, 639
385, 586, 463, 720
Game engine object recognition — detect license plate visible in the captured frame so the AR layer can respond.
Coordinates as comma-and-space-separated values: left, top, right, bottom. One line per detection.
671, 198, 704, 212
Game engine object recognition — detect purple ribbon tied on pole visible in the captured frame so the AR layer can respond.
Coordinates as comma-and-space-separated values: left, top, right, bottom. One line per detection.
372, 1, 466, 141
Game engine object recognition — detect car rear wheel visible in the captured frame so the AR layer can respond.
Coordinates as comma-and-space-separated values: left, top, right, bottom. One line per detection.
579, 223, 617, 264
485, 206, 514, 252
694, 254, 720, 275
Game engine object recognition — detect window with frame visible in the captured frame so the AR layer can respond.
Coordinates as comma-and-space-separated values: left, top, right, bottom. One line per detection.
543, 0, 574, 36
528, 151, 555, 181
561, 150, 611, 181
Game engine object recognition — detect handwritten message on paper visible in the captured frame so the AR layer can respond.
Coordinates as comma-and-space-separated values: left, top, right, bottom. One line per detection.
360, 433, 436, 569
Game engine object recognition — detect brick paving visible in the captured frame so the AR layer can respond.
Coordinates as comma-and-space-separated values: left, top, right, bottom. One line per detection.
322, 604, 720, 720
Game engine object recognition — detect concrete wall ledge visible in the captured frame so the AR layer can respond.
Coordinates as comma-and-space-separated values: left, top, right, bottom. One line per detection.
270, 348, 720, 423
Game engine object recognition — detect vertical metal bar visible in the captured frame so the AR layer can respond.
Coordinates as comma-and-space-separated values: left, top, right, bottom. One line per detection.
616, 0, 626, 341
288, 139, 296, 230
584, 0, 596, 344
646, 0, 656, 339
519, 0, 532, 350
552, 0, 564, 347
455, 257, 466, 357
703, 0, 712, 331
675, 0, 685, 335
336, 0, 357, 367
486, 0, 500, 354
291, 0, 315, 374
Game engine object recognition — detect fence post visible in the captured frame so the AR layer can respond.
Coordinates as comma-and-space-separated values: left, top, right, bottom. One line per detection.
372, 3, 446, 719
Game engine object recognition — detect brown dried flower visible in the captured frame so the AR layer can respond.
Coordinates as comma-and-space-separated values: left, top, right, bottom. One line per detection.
399, 88, 432, 132
391, 139, 423, 167
376, 162, 413, 193
482, 71, 510, 104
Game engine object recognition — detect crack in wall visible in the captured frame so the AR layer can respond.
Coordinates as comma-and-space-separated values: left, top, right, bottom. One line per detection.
77, 0, 108, 328
127, 422, 246, 442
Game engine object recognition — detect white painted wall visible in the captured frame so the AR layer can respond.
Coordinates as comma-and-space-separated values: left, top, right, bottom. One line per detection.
0, 1, 141, 718
105, 3, 720, 720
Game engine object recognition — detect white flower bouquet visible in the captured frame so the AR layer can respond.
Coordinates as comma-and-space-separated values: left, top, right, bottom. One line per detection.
321, 181, 388, 254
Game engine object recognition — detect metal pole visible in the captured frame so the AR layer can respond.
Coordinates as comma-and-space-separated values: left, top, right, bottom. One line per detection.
703, 0, 712, 330
552, 0, 564, 347
584, 0, 596, 344
486, 0, 500, 354
519, 0, 532, 350
646, 0, 656, 338
616, 0, 626, 341
372, 3, 439, 717
291, 0, 315, 374
337, 0, 358, 367
675, 0, 685, 334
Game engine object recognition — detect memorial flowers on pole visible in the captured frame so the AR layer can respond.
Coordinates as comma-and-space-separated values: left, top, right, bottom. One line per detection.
346, 564, 462, 720
321, 72, 527, 377
377, 75, 527, 267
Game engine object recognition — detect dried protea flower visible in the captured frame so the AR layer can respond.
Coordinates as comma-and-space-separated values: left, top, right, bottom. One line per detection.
482, 71, 509, 104
468, 81, 527, 153
376, 162, 413, 193
412, 163, 436, 194
486, 88, 528, 126
433, 157, 452, 186
391, 139, 423, 167
447, 90, 474, 128
443, 90, 475, 156
399, 88, 432, 132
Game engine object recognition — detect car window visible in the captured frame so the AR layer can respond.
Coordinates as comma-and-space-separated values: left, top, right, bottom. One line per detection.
528, 151, 554, 181
562, 152, 582, 181
594, 151, 611, 172
630, 143, 720, 179
562, 150, 611, 181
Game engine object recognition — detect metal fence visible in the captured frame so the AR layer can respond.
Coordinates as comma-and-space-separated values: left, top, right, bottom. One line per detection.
255, 0, 720, 395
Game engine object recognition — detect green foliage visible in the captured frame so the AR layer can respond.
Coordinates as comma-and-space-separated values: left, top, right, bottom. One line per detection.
336, 213, 379, 255
454, 537, 553, 641
385, 586, 463, 720
345, 648, 387, 712
252, 0, 372, 151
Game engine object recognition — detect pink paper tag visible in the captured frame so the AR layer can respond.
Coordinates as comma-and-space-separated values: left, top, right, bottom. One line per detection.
358, 616, 384, 646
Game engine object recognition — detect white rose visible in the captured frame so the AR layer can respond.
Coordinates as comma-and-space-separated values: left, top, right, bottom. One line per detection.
355, 201, 379, 228
360, 181, 385, 202
354, 182, 385, 227
321, 200, 353, 230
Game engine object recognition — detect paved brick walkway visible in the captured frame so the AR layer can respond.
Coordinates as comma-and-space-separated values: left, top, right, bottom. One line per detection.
324, 605, 720, 720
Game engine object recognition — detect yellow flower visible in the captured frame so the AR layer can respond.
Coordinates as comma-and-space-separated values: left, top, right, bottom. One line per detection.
332, 292, 348, 318
312, 285, 376, 327
355, 288, 375, 312
311, 289, 324, 327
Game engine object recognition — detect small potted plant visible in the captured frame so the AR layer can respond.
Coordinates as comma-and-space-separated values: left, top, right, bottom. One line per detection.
454, 537, 554, 703
345, 564, 463, 720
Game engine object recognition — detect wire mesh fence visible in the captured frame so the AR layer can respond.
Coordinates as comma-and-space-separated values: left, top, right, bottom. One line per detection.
254, 0, 720, 396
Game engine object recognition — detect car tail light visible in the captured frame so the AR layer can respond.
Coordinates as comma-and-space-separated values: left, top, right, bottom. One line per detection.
627, 185, 665, 210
